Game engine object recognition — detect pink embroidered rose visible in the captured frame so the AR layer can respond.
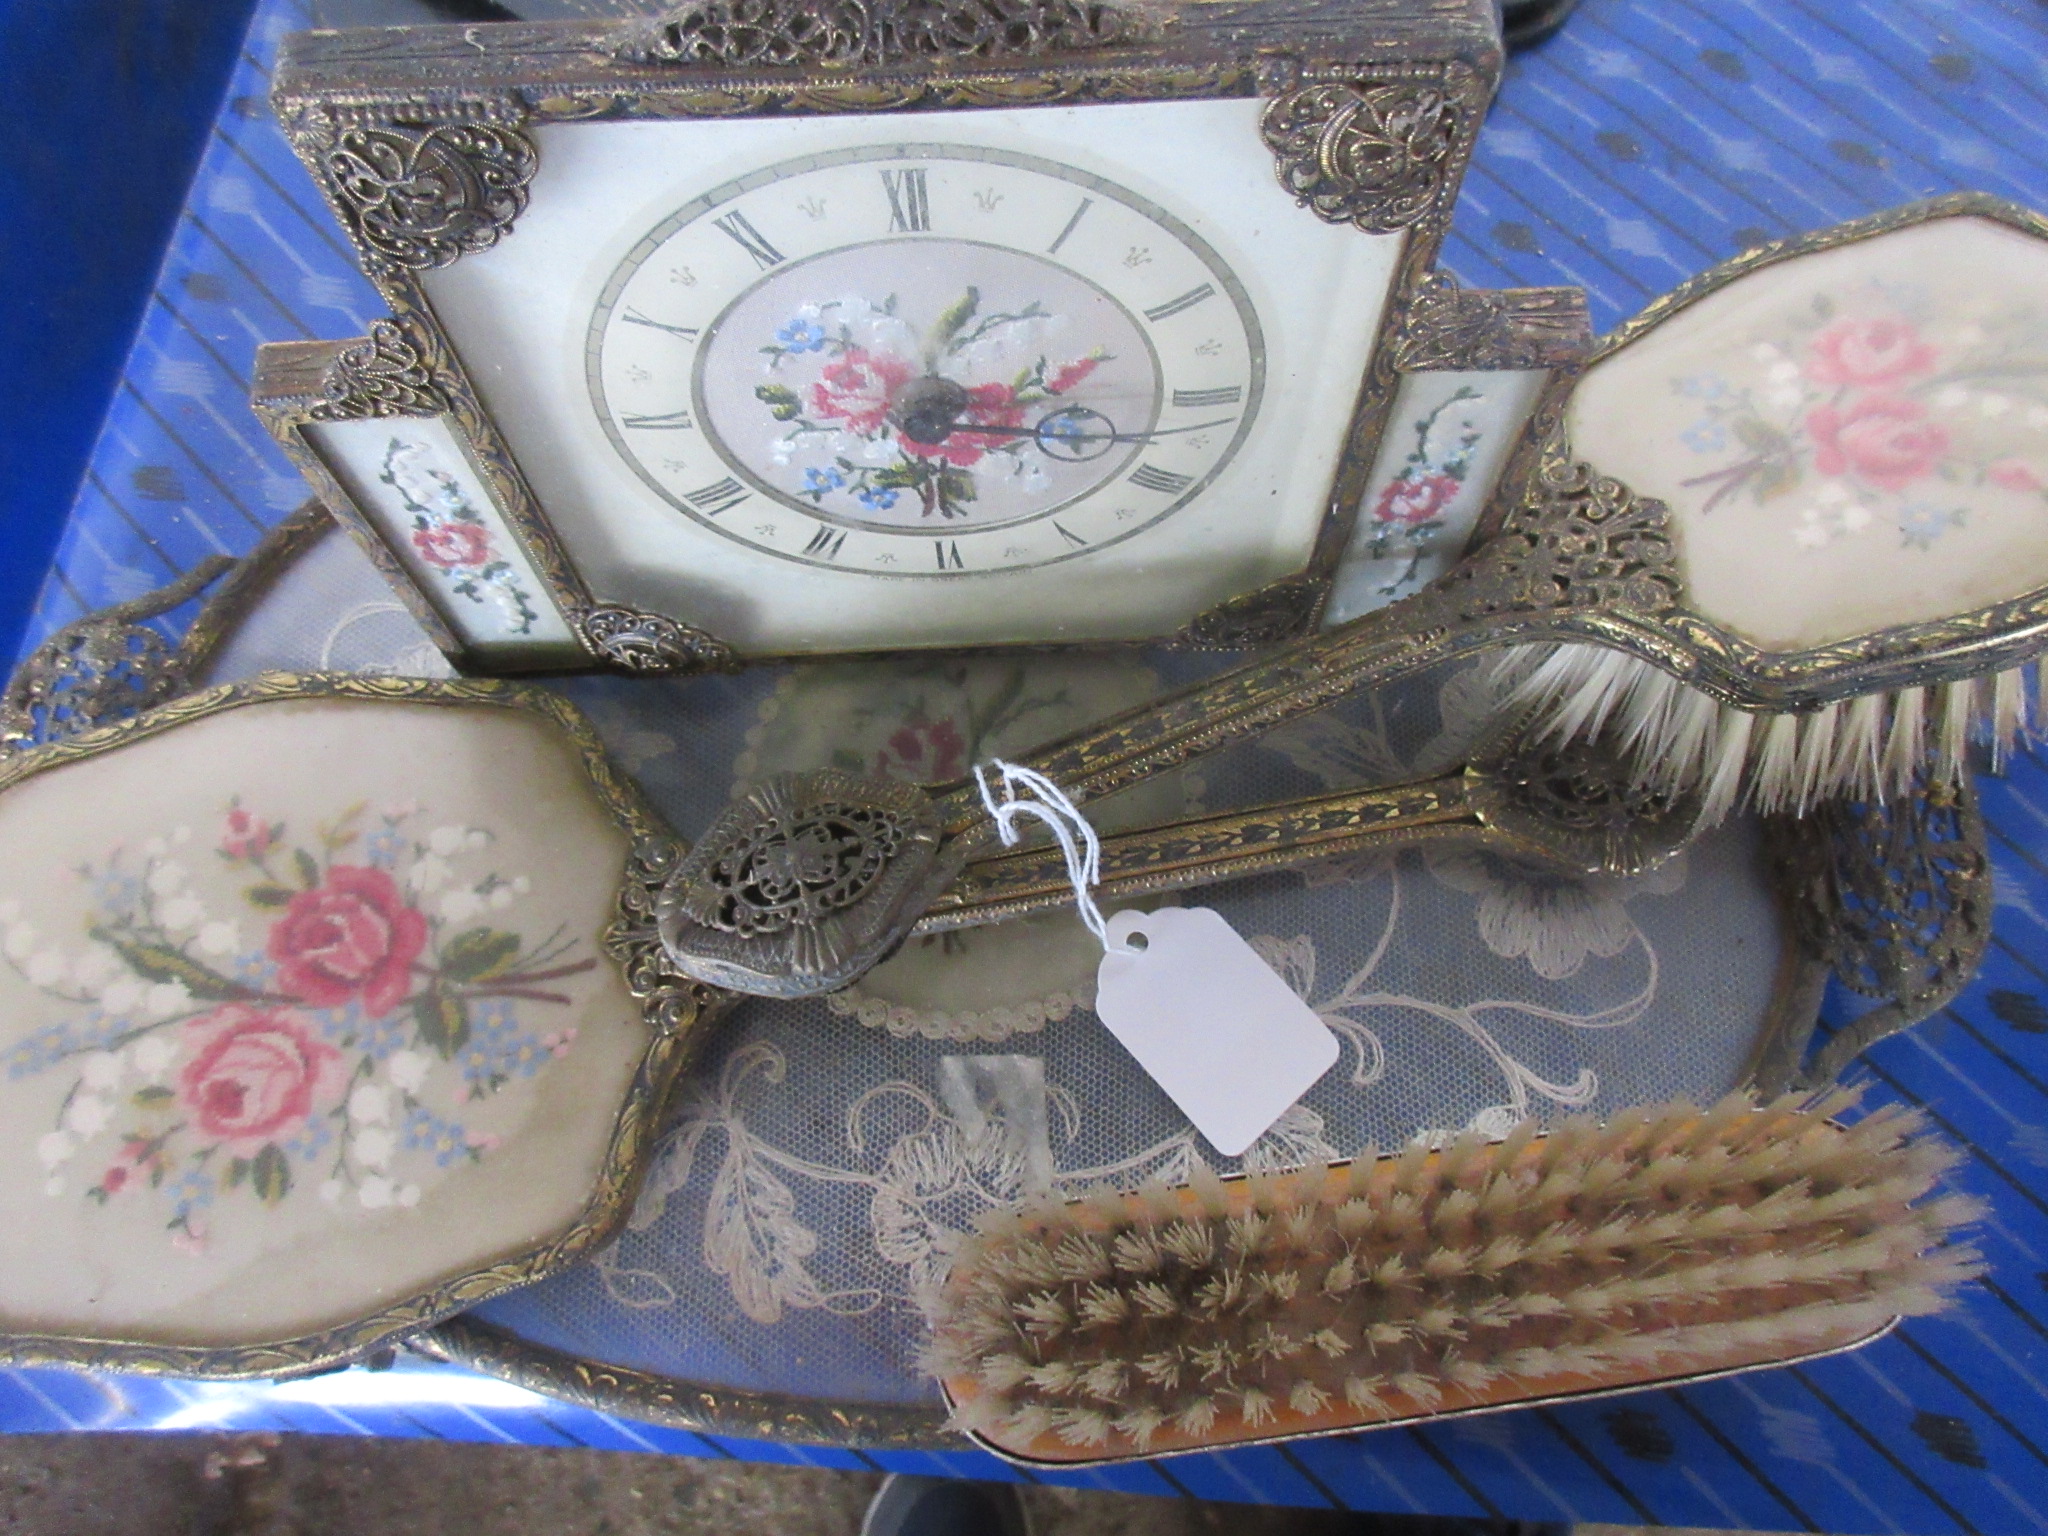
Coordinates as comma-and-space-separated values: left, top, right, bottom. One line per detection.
1372, 472, 1461, 527
1805, 318, 1938, 387
1989, 458, 2044, 494
221, 805, 273, 862
809, 348, 916, 434
902, 382, 1028, 468
177, 1004, 344, 1152
1806, 394, 1950, 491
1047, 354, 1106, 395
267, 865, 427, 1017
875, 715, 968, 783
411, 520, 493, 570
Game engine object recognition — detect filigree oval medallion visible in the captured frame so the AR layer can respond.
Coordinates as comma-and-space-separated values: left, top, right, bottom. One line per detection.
659, 769, 957, 997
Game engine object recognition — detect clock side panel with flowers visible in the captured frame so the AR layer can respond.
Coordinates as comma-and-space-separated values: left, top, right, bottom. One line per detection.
3, 799, 596, 1248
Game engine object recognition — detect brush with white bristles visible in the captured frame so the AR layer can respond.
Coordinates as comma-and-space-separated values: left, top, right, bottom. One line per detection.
1501, 644, 2037, 825
927, 1090, 1981, 1463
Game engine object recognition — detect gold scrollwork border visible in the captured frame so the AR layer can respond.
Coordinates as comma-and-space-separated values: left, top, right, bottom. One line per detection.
0, 672, 730, 1381
420, 1316, 957, 1449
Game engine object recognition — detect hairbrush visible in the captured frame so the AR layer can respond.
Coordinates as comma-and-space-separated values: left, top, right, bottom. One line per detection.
926, 1090, 1981, 1464
661, 193, 2048, 999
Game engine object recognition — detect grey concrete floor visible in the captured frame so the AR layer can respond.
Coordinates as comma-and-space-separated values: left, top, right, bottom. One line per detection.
0, 1434, 1789, 1536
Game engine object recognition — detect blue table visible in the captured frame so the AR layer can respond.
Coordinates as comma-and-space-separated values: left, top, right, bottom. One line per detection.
9, 1, 2048, 1529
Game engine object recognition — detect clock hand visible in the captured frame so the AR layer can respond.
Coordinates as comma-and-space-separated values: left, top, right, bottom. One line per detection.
887, 381, 1231, 463
971, 414, 1237, 447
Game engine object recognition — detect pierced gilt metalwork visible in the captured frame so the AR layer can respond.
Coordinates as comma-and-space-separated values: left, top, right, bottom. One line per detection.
1748, 777, 1992, 1095
323, 122, 538, 274
577, 605, 737, 676
1173, 576, 1324, 649
0, 559, 234, 753
604, 836, 732, 1038
1389, 272, 1593, 373
306, 319, 449, 420
1258, 75, 1477, 234
660, 769, 954, 995
614, 0, 1156, 67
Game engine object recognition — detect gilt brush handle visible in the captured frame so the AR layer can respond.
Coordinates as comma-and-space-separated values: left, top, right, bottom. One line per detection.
928, 582, 1518, 850
917, 771, 1479, 932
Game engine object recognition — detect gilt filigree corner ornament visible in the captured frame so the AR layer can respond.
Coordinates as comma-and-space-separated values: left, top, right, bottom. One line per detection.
1389, 273, 1594, 374
1448, 443, 1683, 625
0, 560, 235, 754
604, 835, 730, 1037
305, 320, 449, 421
322, 122, 538, 275
1257, 76, 1471, 235
1173, 576, 1323, 649
612, 0, 1161, 68
657, 769, 956, 997
576, 605, 737, 676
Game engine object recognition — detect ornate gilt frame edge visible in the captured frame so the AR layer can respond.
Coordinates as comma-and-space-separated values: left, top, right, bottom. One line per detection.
0, 673, 729, 1380
420, 1316, 957, 1448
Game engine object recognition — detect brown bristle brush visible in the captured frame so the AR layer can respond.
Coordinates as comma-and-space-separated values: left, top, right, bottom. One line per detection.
926, 1091, 1982, 1464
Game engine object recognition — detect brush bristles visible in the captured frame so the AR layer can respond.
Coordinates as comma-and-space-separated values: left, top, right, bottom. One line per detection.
927, 1092, 1981, 1456
1499, 643, 2037, 822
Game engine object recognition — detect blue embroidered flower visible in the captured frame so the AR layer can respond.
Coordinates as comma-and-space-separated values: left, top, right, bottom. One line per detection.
5, 1020, 121, 1079
802, 466, 846, 499
284, 1117, 334, 1162
366, 825, 408, 869
856, 486, 900, 512
1898, 502, 1965, 550
402, 1103, 470, 1167
459, 1000, 551, 1096
355, 1007, 409, 1060
1680, 418, 1727, 453
775, 317, 828, 352
166, 1167, 215, 1215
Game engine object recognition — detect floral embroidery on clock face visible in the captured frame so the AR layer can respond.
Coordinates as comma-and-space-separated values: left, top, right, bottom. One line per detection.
588, 144, 1264, 576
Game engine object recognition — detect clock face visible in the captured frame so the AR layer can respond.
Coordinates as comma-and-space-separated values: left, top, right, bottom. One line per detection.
588, 144, 1265, 576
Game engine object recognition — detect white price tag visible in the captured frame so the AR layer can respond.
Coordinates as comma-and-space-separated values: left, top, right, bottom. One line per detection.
1095, 907, 1340, 1157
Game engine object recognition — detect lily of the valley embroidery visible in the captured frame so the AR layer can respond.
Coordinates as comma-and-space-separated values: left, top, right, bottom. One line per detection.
2, 799, 593, 1249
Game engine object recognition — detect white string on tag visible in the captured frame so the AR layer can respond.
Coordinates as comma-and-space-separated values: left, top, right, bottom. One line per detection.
972, 758, 1118, 949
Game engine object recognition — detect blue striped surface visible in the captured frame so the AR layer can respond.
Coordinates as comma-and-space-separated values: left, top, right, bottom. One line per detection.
9, 1, 2048, 1529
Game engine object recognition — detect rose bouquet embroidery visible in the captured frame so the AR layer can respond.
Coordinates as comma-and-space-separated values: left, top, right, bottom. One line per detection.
379, 437, 547, 634
752, 288, 1109, 521
1360, 386, 1483, 594
2, 801, 593, 1246
1672, 293, 2048, 550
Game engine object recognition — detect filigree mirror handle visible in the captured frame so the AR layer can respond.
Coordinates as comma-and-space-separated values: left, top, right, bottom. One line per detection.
1746, 774, 1992, 1095
0, 557, 235, 753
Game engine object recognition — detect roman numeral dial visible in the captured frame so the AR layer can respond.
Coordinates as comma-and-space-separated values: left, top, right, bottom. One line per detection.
592, 142, 1263, 578
882, 168, 931, 232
